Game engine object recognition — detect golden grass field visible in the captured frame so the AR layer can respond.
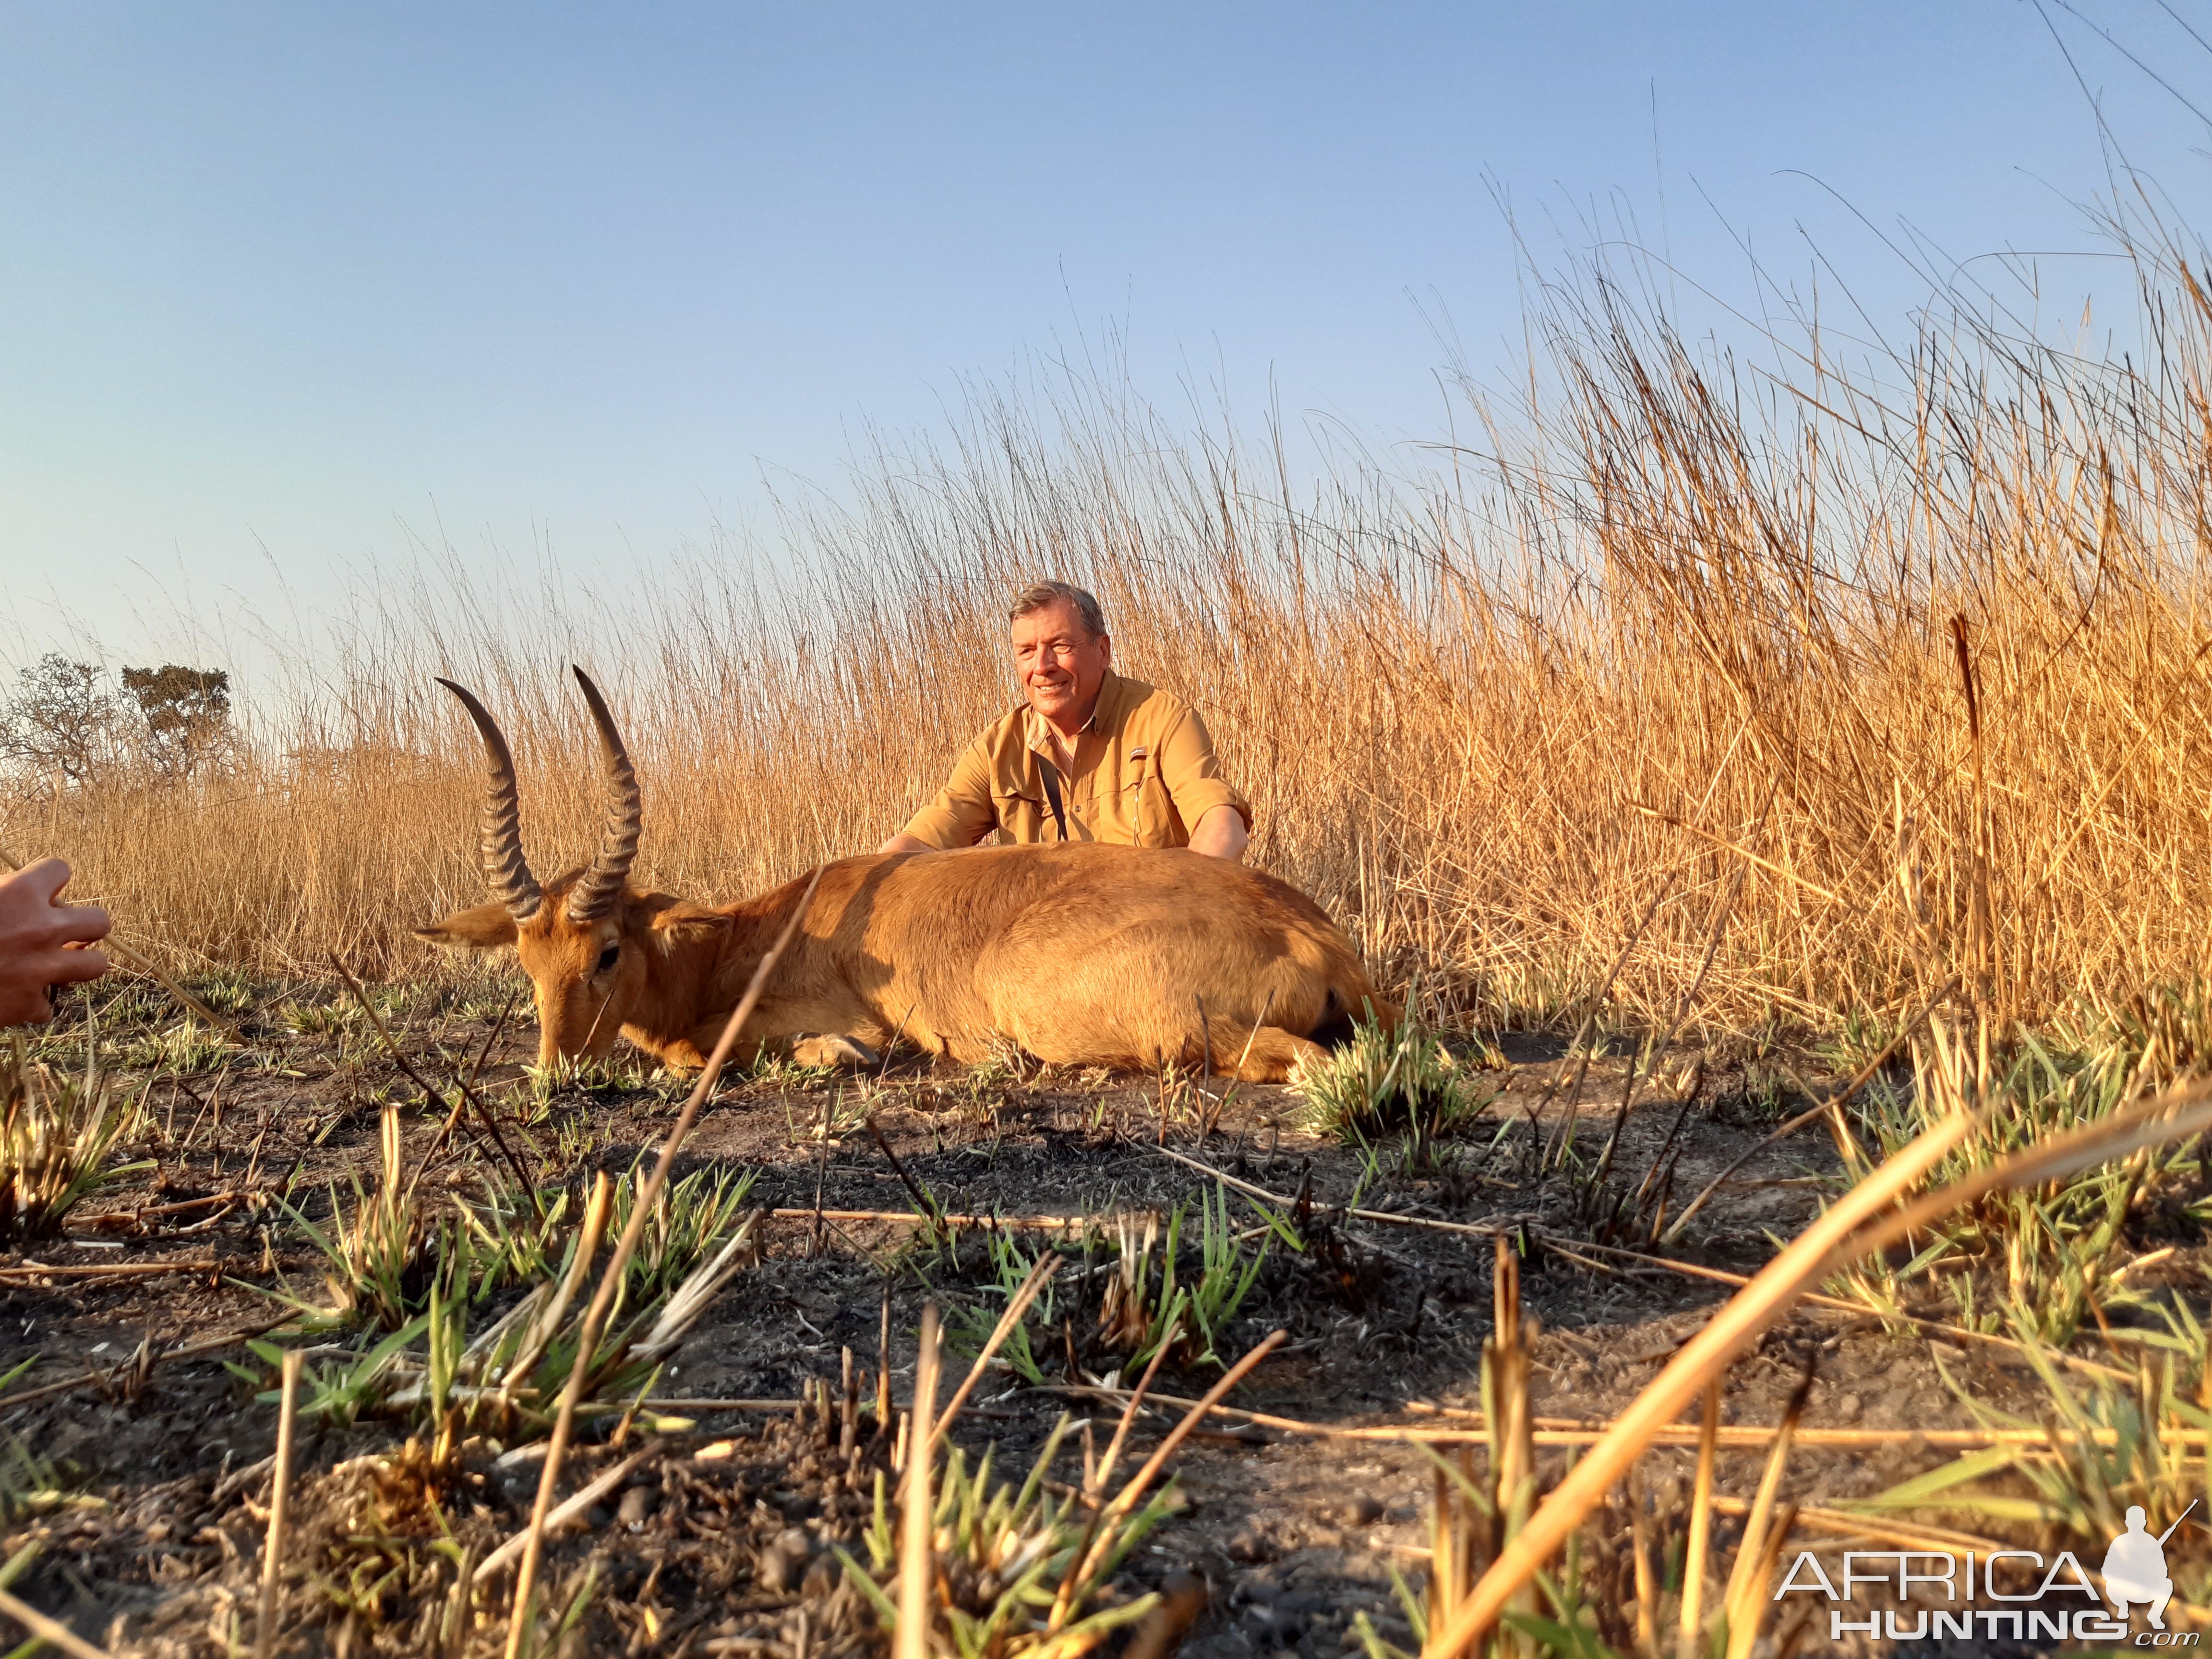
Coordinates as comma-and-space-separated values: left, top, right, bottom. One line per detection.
11, 223, 2212, 1659
15, 234, 2212, 1055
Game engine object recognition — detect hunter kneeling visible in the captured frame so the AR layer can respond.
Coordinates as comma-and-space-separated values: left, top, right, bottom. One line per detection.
878, 580, 1251, 860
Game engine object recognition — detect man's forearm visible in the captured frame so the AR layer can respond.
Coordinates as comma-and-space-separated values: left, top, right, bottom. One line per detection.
1188, 805, 1250, 862
878, 832, 937, 855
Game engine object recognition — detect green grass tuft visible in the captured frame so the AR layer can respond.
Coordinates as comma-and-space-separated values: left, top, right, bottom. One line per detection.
1296, 1007, 1493, 1146
0, 1032, 151, 1241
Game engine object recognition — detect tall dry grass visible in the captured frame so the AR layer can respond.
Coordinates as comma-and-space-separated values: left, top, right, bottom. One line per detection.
12, 219, 2212, 1042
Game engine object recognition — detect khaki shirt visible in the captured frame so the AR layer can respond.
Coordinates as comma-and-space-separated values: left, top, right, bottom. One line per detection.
901, 672, 1250, 850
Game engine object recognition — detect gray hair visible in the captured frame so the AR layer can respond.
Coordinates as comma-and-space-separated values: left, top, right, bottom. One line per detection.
1009, 580, 1106, 639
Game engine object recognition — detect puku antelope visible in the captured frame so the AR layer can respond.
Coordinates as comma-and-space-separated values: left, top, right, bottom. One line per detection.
415, 669, 1397, 1081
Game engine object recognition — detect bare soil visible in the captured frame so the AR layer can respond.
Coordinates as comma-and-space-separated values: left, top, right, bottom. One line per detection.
0, 989, 2196, 1657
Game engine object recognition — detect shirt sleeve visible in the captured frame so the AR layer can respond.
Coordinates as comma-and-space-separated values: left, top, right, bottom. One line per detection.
1156, 705, 1250, 833
899, 732, 1001, 849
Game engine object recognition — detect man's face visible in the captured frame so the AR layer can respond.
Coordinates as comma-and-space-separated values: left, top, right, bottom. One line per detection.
1011, 599, 1111, 731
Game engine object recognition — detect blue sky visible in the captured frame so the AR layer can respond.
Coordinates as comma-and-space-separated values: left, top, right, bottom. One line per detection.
2, 2, 2206, 676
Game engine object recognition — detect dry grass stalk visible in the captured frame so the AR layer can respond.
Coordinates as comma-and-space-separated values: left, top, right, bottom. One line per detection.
0, 1586, 110, 1659
1427, 1414, 2185, 1451
1660, 975, 1956, 1242
1427, 1067, 2212, 1657
1627, 1465, 1658, 1658
1425, 1443, 1481, 1644
496, 1172, 610, 1411
1047, 1329, 1285, 1639
331, 953, 534, 1205
70, 1189, 252, 1227
1711, 1497, 1998, 1557
0, 1260, 218, 1281
1722, 1503, 1797, 1659
253, 1346, 304, 1659
1158, 1143, 2128, 1379
0, 1320, 282, 1411
575, 1395, 803, 1413
1100, 1329, 1285, 1523
1089, 1315, 1180, 1502
1119, 1574, 1209, 1659
503, 869, 819, 1659
471, 1446, 657, 1585
1421, 1097, 1977, 1657
1677, 1380, 1719, 1659
765, 1206, 1097, 1230
1483, 1238, 1535, 1645
1059, 1381, 2200, 1454
926, 1252, 1059, 1454
1151, 1145, 1518, 1239
896, 1304, 940, 1659
1716, 1368, 1809, 1659
1562, 1234, 2133, 1379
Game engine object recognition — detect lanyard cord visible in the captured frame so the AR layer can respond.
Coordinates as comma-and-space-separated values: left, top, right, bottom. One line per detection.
1037, 757, 1070, 841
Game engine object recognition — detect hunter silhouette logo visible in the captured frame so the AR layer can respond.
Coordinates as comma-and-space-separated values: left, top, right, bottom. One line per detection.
2104, 1503, 2192, 1630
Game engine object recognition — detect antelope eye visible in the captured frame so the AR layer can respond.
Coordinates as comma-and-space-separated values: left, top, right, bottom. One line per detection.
596, 943, 620, 973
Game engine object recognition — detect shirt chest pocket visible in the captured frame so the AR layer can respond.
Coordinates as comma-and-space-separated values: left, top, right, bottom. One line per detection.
991, 789, 1050, 845
1122, 747, 1173, 844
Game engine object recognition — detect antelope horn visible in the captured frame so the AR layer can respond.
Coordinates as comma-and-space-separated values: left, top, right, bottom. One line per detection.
436, 678, 542, 923
566, 666, 641, 923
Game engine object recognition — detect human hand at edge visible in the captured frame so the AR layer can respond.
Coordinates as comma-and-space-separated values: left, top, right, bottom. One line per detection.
0, 858, 111, 1025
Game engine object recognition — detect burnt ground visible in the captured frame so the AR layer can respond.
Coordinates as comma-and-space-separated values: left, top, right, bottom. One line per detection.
0, 983, 2199, 1656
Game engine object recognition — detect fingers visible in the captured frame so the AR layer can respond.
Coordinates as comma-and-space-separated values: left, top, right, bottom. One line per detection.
47, 945, 109, 986
0, 945, 108, 1026
7, 858, 72, 902
50, 903, 111, 947
0, 856, 114, 1024
0, 858, 111, 947
0, 985, 53, 1026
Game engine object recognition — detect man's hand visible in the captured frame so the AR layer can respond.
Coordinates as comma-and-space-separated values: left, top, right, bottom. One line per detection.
0, 858, 111, 1025
1189, 805, 1250, 863
877, 833, 936, 856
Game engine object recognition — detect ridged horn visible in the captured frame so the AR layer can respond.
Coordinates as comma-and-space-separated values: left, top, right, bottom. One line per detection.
436, 678, 542, 923
566, 666, 641, 923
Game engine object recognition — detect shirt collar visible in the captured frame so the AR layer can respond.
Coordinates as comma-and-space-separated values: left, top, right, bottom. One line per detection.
1024, 669, 1118, 751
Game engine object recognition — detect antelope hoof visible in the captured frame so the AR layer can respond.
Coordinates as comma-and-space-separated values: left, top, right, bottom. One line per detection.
792, 1034, 880, 1070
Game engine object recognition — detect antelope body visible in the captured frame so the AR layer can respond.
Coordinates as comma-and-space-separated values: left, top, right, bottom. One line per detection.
416, 671, 1395, 1082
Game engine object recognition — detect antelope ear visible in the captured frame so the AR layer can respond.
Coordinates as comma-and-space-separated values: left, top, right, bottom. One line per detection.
643, 897, 730, 949
414, 903, 520, 950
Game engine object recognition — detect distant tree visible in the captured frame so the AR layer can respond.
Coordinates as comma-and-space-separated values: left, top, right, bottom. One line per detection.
0, 654, 116, 785
120, 664, 232, 780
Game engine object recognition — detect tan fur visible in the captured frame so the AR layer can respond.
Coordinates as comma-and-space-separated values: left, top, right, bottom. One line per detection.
418, 843, 1396, 1082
